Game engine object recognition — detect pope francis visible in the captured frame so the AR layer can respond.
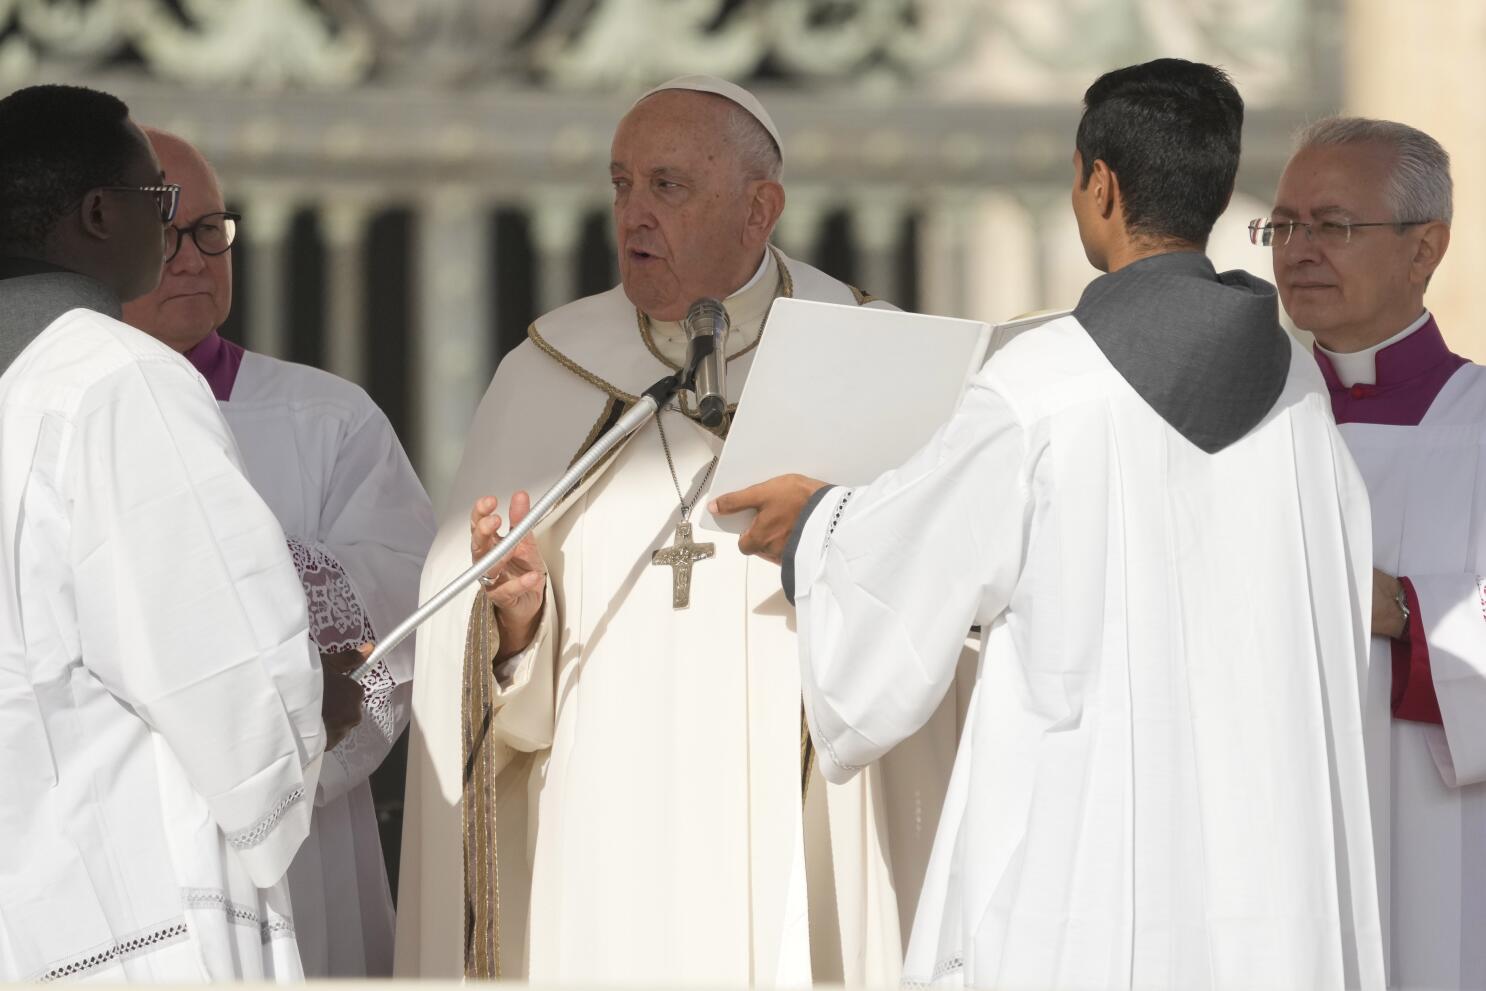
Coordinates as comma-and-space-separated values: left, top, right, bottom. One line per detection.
394, 75, 969, 985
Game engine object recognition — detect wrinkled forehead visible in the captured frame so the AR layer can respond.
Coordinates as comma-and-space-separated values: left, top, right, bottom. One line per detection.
611, 91, 736, 167
147, 129, 225, 214
1274, 142, 1395, 216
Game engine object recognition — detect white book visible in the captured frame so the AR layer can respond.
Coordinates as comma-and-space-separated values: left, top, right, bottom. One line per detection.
700, 299, 1069, 534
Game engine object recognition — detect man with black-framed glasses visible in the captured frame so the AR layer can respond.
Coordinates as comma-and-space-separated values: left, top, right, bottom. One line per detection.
100, 180, 181, 225
1270, 116, 1486, 991
0, 85, 326, 981
122, 127, 434, 979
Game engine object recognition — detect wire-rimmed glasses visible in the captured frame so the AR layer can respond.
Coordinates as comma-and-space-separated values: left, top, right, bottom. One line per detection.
1248, 217, 1429, 247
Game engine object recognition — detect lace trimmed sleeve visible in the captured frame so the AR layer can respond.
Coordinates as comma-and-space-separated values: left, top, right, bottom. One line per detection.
286, 536, 407, 795
289, 535, 376, 654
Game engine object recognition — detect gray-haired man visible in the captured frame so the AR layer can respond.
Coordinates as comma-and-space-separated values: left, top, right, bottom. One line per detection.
1267, 116, 1482, 990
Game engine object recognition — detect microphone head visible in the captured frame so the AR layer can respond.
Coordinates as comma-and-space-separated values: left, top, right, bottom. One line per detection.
698, 395, 727, 428
683, 297, 729, 428
684, 297, 729, 338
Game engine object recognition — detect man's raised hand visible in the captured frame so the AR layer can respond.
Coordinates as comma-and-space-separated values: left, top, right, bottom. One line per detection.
471, 491, 547, 660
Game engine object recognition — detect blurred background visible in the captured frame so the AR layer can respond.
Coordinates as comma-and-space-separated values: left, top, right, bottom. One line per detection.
8, 0, 1481, 895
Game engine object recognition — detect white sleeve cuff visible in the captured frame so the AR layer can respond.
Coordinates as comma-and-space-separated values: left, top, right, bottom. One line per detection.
489, 582, 558, 753
1410, 572, 1486, 785
793, 488, 850, 605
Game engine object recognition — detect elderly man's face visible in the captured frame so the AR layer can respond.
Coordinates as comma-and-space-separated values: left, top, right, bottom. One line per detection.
1271, 141, 1431, 351
610, 92, 769, 322
122, 131, 232, 353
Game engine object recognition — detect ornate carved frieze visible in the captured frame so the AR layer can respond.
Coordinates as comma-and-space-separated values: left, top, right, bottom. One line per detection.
0, 0, 1335, 108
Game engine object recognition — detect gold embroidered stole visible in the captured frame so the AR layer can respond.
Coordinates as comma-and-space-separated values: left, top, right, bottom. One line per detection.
461, 596, 502, 979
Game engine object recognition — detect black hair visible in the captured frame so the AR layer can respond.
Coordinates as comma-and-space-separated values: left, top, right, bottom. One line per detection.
0, 84, 138, 254
1076, 58, 1244, 245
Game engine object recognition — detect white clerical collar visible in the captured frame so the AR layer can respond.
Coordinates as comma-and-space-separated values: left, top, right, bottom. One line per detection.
731, 250, 770, 298
1319, 309, 1431, 387
645, 249, 777, 366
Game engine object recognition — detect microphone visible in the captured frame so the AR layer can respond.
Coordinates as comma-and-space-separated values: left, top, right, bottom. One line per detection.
684, 297, 730, 428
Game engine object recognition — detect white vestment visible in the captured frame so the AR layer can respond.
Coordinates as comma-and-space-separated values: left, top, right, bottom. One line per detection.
1340, 363, 1486, 991
219, 350, 435, 977
0, 310, 324, 981
397, 248, 967, 985
793, 315, 1386, 990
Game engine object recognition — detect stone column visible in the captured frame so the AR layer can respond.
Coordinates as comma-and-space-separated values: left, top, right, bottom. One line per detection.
852, 192, 903, 303
415, 188, 491, 510
955, 190, 1044, 323
772, 188, 827, 266
240, 190, 296, 358
1020, 186, 1098, 315
918, 189, 975, 319
320, 195, 373, 385
530, 191, 587, 316
1345, 0, 1486, 360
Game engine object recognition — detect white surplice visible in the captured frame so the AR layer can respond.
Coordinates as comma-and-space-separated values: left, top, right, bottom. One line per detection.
0, 309, 324, 981
218, 350, 435, 977
397, 247, 968, 985
1340, 363, 1486, 991
793, 315, 1385, 990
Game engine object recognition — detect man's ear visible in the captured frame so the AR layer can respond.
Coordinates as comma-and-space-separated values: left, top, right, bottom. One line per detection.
1411, 220, 1450, 288
78, 188, 110, 241
745, 179, 785, 248
1095, 161, 1119, 222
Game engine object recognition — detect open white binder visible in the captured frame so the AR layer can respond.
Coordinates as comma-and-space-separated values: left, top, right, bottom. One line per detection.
700, 299, 1070, 534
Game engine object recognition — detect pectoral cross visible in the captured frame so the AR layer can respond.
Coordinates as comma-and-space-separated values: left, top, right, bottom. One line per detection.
651, 520, 715, 609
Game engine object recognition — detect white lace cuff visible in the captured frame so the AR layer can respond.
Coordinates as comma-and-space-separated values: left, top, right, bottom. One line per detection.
287, 535, 375, 654
286, 537, 404, 794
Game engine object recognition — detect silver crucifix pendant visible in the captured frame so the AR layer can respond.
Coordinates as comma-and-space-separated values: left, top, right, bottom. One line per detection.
650, 520, 715, 609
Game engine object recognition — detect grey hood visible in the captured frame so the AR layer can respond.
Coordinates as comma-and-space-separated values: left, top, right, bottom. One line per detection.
0, 257, 121, 377
1073, 250, 1291, 454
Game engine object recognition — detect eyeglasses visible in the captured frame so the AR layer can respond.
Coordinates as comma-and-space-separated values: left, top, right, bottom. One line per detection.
165, 211, 241, 263
98, 183, 181, 224
1248, 217, 1429, 247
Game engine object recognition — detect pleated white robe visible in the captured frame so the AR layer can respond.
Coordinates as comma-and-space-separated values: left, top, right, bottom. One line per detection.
1340, 363, 1486, 990
0, 310, 324, 981
794, 315, 1386, 990
219, 351, 435, 977
397, 248, 967, 985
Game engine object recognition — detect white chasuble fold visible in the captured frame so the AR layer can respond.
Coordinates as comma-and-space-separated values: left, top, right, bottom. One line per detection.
794, 316, 1384, 990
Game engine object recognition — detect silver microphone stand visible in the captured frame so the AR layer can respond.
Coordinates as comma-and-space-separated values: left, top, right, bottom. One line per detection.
348, 368, 697, 684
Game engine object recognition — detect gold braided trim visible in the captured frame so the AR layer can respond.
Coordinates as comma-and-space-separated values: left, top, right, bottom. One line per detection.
569, 396, 627, 469
528, 245, 797, 426
528, 322, 642, 406
462, 595, 502, 979
638, 311, 682, 374
563, 395, 636, 490
637, 244, 795, 372
638, 244, 793, 431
